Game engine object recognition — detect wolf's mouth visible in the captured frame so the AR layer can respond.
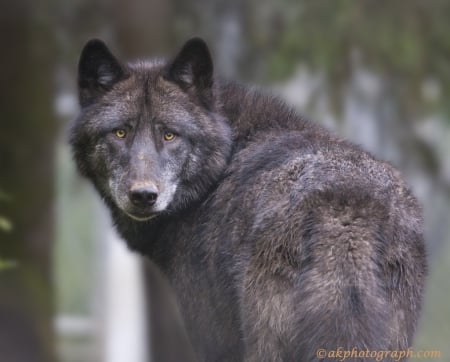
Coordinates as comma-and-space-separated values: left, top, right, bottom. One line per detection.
125, 209, 158, 222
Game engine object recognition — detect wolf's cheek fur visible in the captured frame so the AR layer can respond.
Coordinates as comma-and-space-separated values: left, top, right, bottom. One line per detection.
88, 141, 127, 203
107, 166, 130, 212
166, 117, 232, 212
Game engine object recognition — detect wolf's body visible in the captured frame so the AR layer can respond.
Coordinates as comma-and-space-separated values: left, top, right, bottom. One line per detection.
71, 39, 426, 361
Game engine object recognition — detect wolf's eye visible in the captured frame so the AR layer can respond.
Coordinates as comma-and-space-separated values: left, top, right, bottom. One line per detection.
163, 132, 176, 141
114, 129, 127, 139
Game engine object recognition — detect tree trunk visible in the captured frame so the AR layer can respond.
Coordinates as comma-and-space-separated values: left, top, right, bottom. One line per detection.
0, 2, 56, 361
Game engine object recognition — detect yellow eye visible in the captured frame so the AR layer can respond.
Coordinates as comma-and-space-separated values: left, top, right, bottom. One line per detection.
164, 132, 176, 141
115, 129, 127, 138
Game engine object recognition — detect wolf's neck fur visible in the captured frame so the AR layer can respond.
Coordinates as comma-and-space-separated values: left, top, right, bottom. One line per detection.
216, 81, 317, 145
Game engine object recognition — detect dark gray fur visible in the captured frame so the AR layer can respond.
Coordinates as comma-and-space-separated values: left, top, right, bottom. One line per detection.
71, 38, 427, 361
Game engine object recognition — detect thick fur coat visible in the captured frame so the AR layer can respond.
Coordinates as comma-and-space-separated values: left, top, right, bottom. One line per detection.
71, 38, 427, 362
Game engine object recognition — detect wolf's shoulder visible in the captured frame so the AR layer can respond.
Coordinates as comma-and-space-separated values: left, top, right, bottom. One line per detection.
226, 129, 391, 187
215, 129, 419, 222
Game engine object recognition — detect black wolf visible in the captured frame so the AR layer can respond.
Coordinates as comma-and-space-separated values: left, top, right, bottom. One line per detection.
71, 38, 427, 361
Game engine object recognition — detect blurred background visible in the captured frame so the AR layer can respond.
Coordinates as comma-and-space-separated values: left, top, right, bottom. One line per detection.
1, 0, 450, 361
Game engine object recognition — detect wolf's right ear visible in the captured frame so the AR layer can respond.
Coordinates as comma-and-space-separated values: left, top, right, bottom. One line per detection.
78, 39, 127, 107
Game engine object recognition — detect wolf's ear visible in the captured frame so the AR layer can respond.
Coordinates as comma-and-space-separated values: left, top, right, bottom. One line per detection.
165, 38, 213, 104
78, 39, 126, 107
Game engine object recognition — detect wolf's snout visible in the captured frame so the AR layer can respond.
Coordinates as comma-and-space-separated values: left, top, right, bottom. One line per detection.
129, 185, 158, 207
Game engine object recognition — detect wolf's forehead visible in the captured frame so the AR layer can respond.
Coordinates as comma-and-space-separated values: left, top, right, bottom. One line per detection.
116, 65, 170, 101
105, 71, 191, 121
109, 79, 154, 113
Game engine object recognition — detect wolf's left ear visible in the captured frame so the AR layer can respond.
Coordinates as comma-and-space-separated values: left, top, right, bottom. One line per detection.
165, 38, 213, 104
78, 39, 127, 107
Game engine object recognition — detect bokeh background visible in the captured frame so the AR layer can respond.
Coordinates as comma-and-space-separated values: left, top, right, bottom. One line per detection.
1, 1, 450, 361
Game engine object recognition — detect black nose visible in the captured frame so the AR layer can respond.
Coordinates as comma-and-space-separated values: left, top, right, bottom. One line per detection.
129, 186, 158, 207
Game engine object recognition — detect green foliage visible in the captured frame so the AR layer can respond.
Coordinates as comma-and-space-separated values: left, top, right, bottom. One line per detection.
0, 258, 17, 271
0, 187, 15, 271
250, 0, 450, 117
0, 216, 12, 233
0, 189, 13, 233
0, 189, 10, 201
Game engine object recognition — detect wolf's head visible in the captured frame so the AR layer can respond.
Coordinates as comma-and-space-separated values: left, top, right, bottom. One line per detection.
71, 38, 232, 221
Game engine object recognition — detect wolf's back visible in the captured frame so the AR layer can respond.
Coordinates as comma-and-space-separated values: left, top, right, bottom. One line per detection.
214, 136, 426, 361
